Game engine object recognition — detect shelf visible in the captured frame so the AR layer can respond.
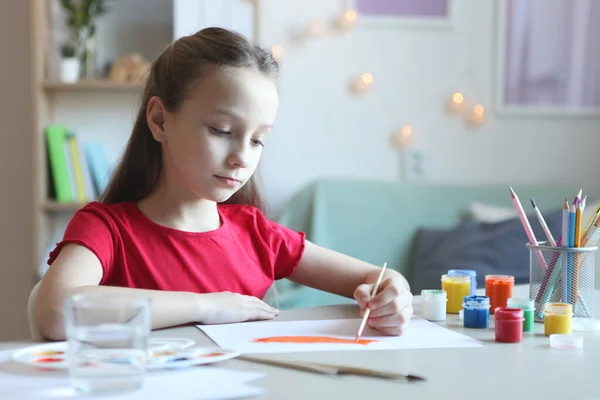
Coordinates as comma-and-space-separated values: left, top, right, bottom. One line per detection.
42, 80, 143, 92
42, 201, 86, 212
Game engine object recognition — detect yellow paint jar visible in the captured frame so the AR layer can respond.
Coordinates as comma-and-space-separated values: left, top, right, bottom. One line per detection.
544, 303, 573, 336
441, 274, 471, 314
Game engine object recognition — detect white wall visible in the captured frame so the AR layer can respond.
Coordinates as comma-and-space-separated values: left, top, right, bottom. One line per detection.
256, 0, 600, 215
51, 0, 600, 220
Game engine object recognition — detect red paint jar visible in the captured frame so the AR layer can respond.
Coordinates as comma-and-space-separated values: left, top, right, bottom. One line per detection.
495, 307, 524, 343
485, 275, 514, 314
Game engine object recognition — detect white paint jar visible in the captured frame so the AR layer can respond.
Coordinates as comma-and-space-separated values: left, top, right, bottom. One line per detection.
421, 289, 447, 321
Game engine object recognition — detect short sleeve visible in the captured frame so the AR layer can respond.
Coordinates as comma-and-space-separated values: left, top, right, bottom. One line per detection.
47, 202, 116, 283
254, 211, 306, 280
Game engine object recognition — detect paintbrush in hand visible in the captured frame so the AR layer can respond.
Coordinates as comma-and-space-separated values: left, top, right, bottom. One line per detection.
355, 262, 387, 342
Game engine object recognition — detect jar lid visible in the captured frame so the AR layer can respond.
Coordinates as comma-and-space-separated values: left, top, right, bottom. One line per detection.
549, 334, 583, 350
463, 295, 490, 308
448, 269, 476, 277
441, 274, 470, 282
544, 302, 573, 315
485, 275, 514, 283
507, 298, 535, 310
494, 307, 524, 321
421, 289, 447, 300
572, 318, 600, 332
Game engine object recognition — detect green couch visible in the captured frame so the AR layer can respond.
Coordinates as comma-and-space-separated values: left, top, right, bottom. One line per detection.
269, 179, 575, 309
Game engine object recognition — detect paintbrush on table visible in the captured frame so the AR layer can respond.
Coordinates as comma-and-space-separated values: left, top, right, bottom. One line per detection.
238, 355, 426, 383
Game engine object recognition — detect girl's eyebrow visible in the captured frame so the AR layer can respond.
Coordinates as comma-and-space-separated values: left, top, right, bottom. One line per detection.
214, 108, 240, 118
214, 109, 273, 129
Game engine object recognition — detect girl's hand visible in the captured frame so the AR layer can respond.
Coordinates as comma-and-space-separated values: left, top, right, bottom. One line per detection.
353, 278, 413, 336
198, 292, 279, 324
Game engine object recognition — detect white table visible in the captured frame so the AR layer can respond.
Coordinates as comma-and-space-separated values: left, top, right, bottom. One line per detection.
1, 285, 599, 399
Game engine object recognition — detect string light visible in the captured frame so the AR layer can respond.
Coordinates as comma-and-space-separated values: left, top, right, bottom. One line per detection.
361, 73, 373, 84
467, 104, 486, 125
447, 91, 465, 112
392, 125, 413, 149
339, 9, 358, 30
271, 44, 284, 62
350, 72, 374, 94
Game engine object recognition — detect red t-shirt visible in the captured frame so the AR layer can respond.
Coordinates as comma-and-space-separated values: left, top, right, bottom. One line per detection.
47, 201, 306, 299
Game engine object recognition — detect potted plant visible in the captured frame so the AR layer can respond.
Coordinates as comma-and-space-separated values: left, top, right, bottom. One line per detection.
59, 42, 80, 83
59, 0, 109, 79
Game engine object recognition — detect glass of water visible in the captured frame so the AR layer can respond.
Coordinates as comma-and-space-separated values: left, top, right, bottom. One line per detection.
64, 293, 151, 394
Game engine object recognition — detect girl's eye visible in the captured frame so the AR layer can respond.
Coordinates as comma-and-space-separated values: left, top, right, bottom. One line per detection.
210, 127, 230, 135
251, 138, 264, 147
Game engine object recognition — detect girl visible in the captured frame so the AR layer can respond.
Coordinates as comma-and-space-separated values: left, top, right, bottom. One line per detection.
36, 27, 413, 341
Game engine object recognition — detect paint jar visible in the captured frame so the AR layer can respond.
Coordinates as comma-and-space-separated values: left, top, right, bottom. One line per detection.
494, 307, 524, 343
421, 290, 447, 321
507, 298, 535, 332
441, 274, 471, 314
544, 303, 573, 336
485, 275, 514, 314
448, 269, 477, 296
462, 295, 490, 329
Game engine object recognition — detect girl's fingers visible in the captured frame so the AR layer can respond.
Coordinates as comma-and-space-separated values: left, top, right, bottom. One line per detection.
367, 279, 399, 309
354, 284, 374, 308
367, 306, 412, 328
368, 288, 412, 317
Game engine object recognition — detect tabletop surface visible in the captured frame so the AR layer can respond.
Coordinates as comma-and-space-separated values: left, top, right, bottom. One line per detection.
1, 285, 599, 400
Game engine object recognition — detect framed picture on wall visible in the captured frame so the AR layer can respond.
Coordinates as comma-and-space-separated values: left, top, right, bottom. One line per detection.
495, 0, 600, 117
346, 0, 453, 29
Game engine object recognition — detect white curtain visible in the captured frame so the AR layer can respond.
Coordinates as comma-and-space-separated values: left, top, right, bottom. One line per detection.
504, 0, 600, 108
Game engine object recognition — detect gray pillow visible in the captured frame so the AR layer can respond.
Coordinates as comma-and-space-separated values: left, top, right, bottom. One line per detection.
408, 210, 563, 294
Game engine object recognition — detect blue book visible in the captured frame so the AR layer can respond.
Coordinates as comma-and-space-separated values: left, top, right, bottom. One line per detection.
85, 142, 113, 196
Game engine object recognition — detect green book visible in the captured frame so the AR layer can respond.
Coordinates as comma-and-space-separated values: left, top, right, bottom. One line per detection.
45, 124, 73, 203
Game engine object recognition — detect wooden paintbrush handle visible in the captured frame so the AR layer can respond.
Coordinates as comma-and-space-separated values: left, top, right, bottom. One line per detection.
238, 355, 338, 375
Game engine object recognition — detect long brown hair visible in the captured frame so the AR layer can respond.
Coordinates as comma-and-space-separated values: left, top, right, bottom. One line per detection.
101, 27, 279, 214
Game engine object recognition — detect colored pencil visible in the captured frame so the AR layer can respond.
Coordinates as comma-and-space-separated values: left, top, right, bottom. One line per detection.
581, 199, 599, 242
561, 200, 570, 303
509, 187, 548, 271
530, 197, 556, 247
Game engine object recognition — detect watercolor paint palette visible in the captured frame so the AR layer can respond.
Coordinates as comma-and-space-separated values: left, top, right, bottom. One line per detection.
12, 339, 240, 371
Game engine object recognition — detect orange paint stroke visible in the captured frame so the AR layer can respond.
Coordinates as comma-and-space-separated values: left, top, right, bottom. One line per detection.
203, 352, 225, 357
253, 336, 376, 345
34, 357, 64, 363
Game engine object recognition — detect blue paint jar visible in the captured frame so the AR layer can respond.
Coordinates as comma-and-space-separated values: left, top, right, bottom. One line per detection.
462, 295, 490, 329
448, 269, 477, 296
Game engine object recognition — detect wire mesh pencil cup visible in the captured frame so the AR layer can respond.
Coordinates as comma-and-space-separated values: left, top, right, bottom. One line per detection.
528, 242, 597, 321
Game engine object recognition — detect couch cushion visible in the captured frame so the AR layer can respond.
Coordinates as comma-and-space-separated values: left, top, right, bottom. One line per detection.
409, 209, 564, 294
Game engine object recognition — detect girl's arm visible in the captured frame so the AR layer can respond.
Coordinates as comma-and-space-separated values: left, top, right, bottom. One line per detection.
288, 240, 413, 336
288, 240, 409, 298
36, 244, 278, 341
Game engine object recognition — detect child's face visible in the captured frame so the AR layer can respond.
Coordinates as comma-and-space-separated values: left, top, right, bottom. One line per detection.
161, 68, 278, 203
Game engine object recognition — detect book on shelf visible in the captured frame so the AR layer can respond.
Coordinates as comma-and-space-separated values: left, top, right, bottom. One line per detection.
45, 124, 113, 205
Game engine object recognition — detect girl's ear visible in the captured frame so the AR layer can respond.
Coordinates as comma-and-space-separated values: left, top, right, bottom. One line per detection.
147, 96, 168, 142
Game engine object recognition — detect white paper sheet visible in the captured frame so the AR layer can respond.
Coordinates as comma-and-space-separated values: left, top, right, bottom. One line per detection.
0, 358, 265, 400
0, 349, 15, 363
197, 318, 482, 354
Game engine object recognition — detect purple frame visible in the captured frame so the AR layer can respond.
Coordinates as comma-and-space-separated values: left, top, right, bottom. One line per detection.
355, 0, 448, 18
